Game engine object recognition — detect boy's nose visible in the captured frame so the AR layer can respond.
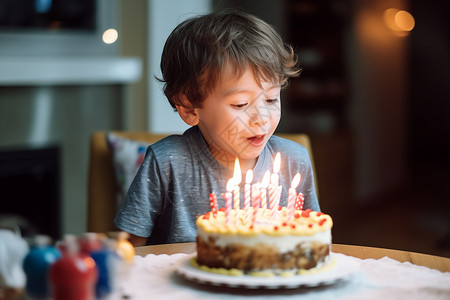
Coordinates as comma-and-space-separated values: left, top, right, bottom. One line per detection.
249, 113, 268, 127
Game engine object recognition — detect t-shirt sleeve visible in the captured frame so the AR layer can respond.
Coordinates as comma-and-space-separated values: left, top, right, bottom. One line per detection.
114, 146, 163, 238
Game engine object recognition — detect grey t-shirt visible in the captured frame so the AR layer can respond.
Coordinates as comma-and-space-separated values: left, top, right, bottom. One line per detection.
114, 126, 319, 245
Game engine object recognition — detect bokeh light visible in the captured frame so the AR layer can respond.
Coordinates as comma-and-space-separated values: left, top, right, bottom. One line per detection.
102, 28, 118, 44
383, 8, 415, 37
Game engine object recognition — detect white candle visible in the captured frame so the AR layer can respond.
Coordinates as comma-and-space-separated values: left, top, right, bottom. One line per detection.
233, 158, 242, 210
271, 152, 281, 186
225, 178, 234, 224
288, 173, 301, 221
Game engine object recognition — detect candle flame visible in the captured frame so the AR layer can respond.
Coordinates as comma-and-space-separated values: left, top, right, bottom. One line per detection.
261, 170, 270, 187
245, 169, 253, 184
291, 173, 301, 188
226, 178, 235, 192
273, 152, 281, 173
233, 158, 242, 184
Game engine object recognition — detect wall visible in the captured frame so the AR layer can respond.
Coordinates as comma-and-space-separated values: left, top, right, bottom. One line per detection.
146, 0, 212, 134
348, 0, 409, 203
0, 85, 123, 236
119, 0, 148, 131
0, 0, 142, 236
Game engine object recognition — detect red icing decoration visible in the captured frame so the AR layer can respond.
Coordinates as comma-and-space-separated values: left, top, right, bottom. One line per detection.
319, 218, 327, 226
294, 212, 300, 219
282, 222, 288, 227
219, 207, 226, 212
301, 209, 312, 217
291, 224, 296, 229
274, 226, 279, 231
308, 224, 313, 228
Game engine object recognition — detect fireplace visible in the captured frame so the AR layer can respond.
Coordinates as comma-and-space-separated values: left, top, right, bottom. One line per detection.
0, 146, 61, 240
0, 84, 127, 237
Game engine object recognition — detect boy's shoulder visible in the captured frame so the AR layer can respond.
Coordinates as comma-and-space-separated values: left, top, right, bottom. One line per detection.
148, 126, 199, 156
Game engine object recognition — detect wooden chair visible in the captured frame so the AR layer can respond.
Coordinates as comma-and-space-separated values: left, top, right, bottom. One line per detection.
87, 132, 169, 233
87, 131, 317, 233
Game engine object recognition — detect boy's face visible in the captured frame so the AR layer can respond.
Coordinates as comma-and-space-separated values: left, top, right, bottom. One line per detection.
196, 64, 281, 171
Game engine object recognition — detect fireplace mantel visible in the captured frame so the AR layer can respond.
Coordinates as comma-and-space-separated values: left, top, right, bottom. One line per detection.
0, 56, 141, 86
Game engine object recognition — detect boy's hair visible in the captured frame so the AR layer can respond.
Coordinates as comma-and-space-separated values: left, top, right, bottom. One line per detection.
159, 10, 301, 109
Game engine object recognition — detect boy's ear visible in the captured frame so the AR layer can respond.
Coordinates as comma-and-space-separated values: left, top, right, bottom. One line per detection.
175, 95, 199, 126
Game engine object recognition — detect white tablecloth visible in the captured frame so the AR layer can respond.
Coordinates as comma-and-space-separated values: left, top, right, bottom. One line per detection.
111, 253, 450, 300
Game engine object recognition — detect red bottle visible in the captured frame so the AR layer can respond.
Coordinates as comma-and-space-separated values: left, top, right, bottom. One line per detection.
49, 235, 98, 300
78, 232, 103, 255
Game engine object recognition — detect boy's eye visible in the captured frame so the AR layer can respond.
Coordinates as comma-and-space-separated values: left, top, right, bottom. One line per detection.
266, 98, 278, 104
231, 103, 248, 109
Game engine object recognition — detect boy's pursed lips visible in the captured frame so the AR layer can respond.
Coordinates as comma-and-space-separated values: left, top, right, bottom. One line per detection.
247, 134, 266, 146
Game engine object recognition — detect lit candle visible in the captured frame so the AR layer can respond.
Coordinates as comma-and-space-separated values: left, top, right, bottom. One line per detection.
260, 171, 270, 209
233, 158, 242, 210
244, 169, 253, 209
288, 173, 301, 221
209, 192, 218, 217
271, 152, 281, 186
225, 178, 234, 224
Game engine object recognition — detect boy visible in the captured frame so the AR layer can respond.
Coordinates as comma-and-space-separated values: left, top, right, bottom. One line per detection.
114, 10, 319, 246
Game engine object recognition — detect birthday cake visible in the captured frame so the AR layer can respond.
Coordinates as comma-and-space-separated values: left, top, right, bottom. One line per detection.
195, 206, 333, 276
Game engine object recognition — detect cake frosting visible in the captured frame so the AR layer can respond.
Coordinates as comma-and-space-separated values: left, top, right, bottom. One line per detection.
195, 207, 333, 276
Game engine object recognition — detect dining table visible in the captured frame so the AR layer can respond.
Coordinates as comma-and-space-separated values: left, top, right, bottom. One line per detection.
118, 242, 450, 300
111, 242, 450, 300
135, 242, 450, 272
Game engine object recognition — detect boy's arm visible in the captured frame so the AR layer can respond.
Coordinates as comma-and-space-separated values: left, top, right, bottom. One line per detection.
128, 234, 148, 247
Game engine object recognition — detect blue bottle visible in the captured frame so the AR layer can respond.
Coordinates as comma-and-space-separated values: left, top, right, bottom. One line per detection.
22, 235, 61, 299
89, 239, 119, 299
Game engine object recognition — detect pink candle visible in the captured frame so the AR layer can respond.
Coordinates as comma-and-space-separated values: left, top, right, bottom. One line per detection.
252, 187, 261, 227
251, 183, 260, 208
244, 169, 253, 209
287, 173, 301, 221
272, 185, 282, 221
225, 179, 234, 224
260, 171, 270, 209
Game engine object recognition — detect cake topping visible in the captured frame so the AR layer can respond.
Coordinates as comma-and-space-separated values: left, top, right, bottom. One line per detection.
197, 207, 332, 236
198, 155, 332, 236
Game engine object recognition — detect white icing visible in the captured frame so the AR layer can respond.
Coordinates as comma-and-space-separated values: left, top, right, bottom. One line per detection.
197, 227, 331, 253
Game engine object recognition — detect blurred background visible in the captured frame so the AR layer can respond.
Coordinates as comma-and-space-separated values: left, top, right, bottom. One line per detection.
0, 0, 449, 257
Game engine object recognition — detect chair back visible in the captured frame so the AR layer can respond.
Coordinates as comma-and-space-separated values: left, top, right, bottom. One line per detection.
87, 132, 168, 233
